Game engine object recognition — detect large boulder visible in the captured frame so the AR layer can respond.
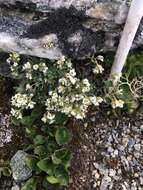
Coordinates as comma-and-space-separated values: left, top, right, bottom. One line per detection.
0, 0, 142, 59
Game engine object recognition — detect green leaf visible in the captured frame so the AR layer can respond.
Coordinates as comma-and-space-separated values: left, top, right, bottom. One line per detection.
25, 127, 36, 138
34, 145, 48, 158
37, 159, 54, 175
55, 127, 71, 145
61, 151, 72, 169
54, 166, 69, 186
25, 156, 39, 171
42, 177, 55, 189
11, 118, 21, 126
2, 167, 11, 177
41, 127, 56, 137
21, 116, 35, 127
54, 112, 68, 125
34, 135, 46, 145
21, 177, 38, 190
52, 149, 72, 168
47, 141, 59, 154
46, 176, 59, 184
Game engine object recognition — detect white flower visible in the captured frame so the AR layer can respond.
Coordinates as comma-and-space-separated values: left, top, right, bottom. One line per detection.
75, 112, 85, 120
26, 73, 32, 80
63, 106, 72, 114
57, 56, 66, 68
40, 63, 46, 67
69, 69, 76, 77
6, 58, 11, 64
13, 62, 18, 67
66, 60, 72, 68
60, 56, 66, 62
93, 64, 104, 74
111, 73, 122, 85
11, 93, 28, 108
42, 67, 48, 74
45, 99, 51, 107
91, 96, 103, 106
30, 93, 34, 97
42, 112, 55, 124
51, 92, 58, 102
26, 84, 32, 90
23, 62, 31, 70
97, 97, 103, 103
59, 78, 68, 86
58, 86, 65, 93
82, 86, 90, 93
49, 91, 53, 96
41, 116, 47, 123
69, 76, 77, 85
39, 62, 48, 74
75, 94, 84, 101
27, 101, 36, 109
49, 112, 55, 121
90, 96, 97, 105
11, 108, 22, 119
111, 99, 124, 109
33, 64, 39, 70
11, 93, 35, 110
83, 97, 91, 106
82, 79, 90, 87
96, 55, 104, 62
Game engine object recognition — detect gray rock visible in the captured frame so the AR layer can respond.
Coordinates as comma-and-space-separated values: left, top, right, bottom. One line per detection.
0, 0, 142, 60
10, 150, 32, 182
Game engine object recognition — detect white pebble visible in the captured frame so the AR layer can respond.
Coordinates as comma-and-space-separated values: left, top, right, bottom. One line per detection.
93, 182, 97, 188
107, 147, 114, 153
114, 149, 119, 156
109, 169, 116, 177
95, 172, 100, 179
140, 177, 143, 185
134, 144, 141, 151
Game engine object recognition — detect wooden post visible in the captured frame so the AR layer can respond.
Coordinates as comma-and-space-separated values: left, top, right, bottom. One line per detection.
110, 0, 143, 78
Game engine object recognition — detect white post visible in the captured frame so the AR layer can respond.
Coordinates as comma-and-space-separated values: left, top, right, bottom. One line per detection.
110, 0, 143, 78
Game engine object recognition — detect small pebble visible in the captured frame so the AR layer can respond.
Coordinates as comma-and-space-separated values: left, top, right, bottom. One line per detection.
109, 169, 116, 177
107, 147, 114, 153
140, 177, 143, 185
134, 144, 141, 151
114, 149, 119, 156
95, 172, 100, 179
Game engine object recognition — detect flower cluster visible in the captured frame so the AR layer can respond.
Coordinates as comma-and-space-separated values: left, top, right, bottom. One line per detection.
42, 77, 103, 123
104, 74, 125, 109
111, 99, 124, 109
7, 52, 20, 77
90, 55, 104, 74
23, 62, 48, 80
11, 93, 36, 119
10, 53, 103, 124
11, 93, 35, 109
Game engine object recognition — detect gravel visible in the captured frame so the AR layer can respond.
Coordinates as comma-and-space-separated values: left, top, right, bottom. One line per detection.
67, 112, 143, 190
0, 113, 12, 147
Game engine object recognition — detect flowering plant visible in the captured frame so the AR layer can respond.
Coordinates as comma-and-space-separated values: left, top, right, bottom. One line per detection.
9, 53, 103, 125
